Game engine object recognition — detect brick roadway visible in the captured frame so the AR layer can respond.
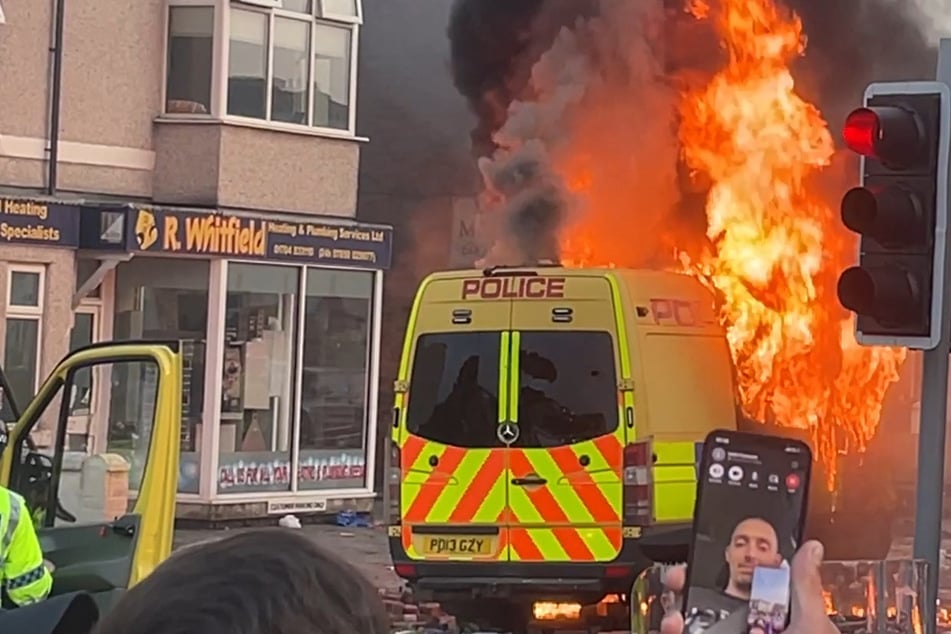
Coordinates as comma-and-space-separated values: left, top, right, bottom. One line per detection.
173, 523, 402, 593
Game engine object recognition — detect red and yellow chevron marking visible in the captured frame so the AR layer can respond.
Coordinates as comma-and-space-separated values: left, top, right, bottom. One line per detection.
398, 432, 624, 563
400, 435, 509, 560
505, 434, 624, 562
508, 527, 623, 561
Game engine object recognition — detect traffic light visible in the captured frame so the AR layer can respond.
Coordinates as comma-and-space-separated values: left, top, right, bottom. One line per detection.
837, 81, 951, 350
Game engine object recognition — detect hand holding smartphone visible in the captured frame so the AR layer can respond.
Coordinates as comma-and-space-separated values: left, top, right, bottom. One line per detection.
682, 430, 811, 634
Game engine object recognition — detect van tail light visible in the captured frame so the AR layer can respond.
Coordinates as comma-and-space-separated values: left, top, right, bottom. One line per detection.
623, 440, 653, 526
387, 438, 401, 525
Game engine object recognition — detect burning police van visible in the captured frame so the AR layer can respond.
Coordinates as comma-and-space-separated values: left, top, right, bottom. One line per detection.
386, 264, 736, 631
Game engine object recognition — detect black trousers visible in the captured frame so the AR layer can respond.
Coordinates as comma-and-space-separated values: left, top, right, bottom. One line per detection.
0, 592, 99, 634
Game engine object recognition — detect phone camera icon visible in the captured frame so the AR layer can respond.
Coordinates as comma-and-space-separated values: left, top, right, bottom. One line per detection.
711, 447, 726, 462
727, 465, 744, 482
709, 463, 725, 479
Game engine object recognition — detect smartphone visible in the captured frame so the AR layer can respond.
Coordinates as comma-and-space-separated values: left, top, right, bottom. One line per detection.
681, 429, 811, 634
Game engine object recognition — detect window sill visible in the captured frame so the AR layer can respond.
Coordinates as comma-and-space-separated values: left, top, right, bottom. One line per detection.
154, 114, 369, 143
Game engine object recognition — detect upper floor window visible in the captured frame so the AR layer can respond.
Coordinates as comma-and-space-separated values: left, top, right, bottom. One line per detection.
166, 6, 215, 115
164, 0, 359, 134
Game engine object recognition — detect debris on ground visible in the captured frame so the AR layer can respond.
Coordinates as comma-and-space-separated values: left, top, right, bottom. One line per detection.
336, 509, 372, 528
382, 588, 459, 633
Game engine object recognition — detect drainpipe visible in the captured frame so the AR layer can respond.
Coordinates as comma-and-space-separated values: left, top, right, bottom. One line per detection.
46, 0, 65, 195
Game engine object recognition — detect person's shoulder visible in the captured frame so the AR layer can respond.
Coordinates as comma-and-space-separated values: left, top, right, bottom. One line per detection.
0, 487, 26, 506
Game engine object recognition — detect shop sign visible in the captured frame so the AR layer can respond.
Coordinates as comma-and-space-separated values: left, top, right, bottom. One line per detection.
266, 499, 328, 515
0, 197, 80, 247
178, 449, 367, 494
132, 207, 393, 269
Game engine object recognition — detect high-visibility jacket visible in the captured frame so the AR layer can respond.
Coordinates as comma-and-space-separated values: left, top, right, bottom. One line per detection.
0, 487, 52, 606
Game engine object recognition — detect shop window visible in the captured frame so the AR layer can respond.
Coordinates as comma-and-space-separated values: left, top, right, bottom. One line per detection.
298, 268, 371, 490
165, 6, 214, 114
1, 266, 44, 423
114, 258, 209, 494
219, 263, 299, 494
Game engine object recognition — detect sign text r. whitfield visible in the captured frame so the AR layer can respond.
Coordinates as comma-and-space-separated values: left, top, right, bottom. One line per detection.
461, 276, 566, 300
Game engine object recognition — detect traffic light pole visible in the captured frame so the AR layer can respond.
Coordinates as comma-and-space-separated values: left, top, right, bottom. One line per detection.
913, 37, 951, 634
915, 341, 949, 632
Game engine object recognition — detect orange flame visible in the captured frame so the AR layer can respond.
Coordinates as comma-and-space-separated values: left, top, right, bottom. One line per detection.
561, 0, 906, 484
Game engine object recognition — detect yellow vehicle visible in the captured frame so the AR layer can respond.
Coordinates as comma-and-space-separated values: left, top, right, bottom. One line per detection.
386, 265, 739, 631
0, 341, 182, 614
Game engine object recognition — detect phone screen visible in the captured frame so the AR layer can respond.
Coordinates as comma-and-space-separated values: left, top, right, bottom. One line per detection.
682, 430, 811, 633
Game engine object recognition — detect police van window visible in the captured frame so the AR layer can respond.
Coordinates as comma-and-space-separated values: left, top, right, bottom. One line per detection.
406, 332, 500, 448
515, 331, 617, 447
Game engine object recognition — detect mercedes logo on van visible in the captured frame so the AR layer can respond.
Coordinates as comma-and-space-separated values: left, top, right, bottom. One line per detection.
497, 423, 519, 444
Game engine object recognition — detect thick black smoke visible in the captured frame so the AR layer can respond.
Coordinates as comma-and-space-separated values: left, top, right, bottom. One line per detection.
785, 0, 936, 135
448, 0, 936, 157
446, 0, 937, 266
447, 0, 599, 158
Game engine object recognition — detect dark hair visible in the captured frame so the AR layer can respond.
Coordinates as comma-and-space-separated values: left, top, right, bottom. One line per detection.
93, 528, 390, 634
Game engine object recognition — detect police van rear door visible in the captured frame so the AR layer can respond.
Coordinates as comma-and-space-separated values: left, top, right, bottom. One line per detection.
396, 273, 513, 562
0, 342, 182, 613
505, 272, 625, 563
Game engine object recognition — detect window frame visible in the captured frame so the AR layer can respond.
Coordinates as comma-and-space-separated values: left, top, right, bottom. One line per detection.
162, 1, 219, 118
67, 306, 101, 419
3, 264, 46, 412
161, 0, 361, 138
318, 0, 361, 24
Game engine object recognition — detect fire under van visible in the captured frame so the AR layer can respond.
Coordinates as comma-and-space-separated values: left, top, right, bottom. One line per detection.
386, 265, 739, 630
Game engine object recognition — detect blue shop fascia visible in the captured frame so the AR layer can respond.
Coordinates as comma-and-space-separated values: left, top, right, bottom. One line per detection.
2, 195, 395, 518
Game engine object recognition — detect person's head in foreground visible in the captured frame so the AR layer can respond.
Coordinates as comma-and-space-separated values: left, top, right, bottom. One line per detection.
724, 516, 782, 600
94, 528, 390, 634
662, 540, 840, 634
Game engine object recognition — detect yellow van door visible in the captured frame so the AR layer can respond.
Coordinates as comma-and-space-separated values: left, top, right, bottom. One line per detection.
396, 276, 512, 561
0, 342, 182, 613
505, 274, 625, 562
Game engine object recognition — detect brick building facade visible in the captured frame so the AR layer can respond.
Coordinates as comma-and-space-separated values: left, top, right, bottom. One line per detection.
0, 0, 393, 519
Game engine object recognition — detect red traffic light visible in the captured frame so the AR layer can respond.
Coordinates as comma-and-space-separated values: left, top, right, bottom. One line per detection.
843, 108, 880, 157
842, 106, 922, 168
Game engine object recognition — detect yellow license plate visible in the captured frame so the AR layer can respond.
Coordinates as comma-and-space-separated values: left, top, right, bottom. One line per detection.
417, 535, 496, 556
